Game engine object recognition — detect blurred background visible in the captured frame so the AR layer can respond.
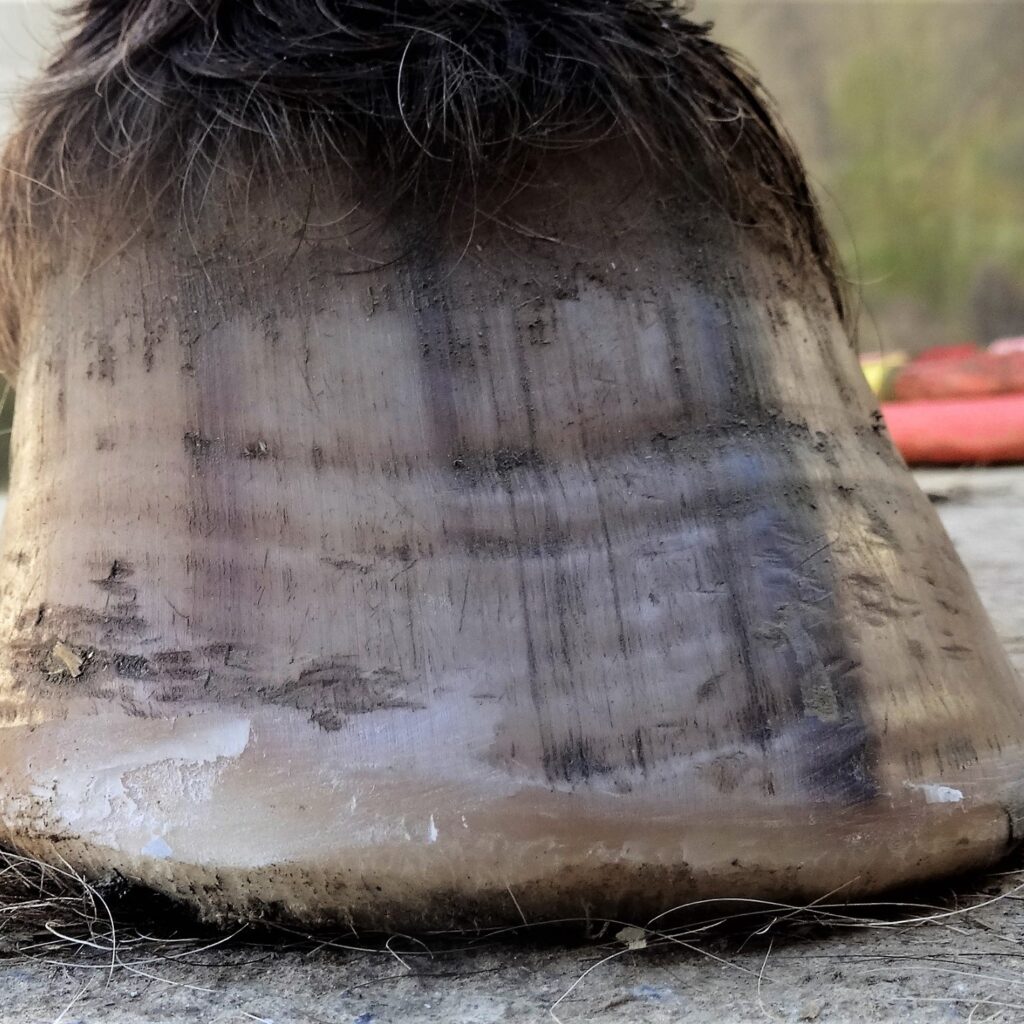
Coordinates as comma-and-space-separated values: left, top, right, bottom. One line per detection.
0, 1, 1022, 481
704, 1, 1024, 356
0, 0, 57, 486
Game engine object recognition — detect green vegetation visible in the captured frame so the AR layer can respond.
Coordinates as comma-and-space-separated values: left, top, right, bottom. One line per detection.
831, 22, 1024, 331
707, 1, 1024, 350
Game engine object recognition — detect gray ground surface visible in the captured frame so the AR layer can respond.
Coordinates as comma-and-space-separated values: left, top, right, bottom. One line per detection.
0, 467, 1023, 1024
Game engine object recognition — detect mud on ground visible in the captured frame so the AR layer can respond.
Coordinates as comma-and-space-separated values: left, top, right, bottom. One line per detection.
1, 467, 1023, 1024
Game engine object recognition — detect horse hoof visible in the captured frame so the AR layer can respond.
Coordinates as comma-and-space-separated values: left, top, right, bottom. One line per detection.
0, 1, 1021, 928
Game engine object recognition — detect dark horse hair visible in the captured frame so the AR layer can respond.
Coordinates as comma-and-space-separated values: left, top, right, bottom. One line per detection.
0, 0, 845, 376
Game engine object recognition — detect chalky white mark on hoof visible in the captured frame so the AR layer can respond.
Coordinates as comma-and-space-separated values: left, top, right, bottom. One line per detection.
143, 836, 173, 859
907, 782, 965, 804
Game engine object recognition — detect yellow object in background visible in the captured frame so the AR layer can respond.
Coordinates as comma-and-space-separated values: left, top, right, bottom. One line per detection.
860, 351, 909, 399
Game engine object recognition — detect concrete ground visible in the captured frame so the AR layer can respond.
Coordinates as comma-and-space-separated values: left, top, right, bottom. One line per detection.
0, 466, 1023, 1024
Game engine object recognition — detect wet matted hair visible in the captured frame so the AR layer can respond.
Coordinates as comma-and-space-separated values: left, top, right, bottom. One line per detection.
0, 0, 844, 376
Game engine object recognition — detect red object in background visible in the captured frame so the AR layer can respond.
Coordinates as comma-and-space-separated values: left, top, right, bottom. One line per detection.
891, 351, 1024, 401
882, 393, 1024, 465
910, 343, 980, 363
